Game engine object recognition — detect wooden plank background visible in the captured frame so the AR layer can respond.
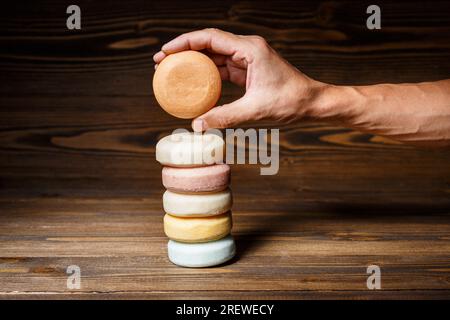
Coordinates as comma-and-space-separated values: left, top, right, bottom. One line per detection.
0, 0, 449, 299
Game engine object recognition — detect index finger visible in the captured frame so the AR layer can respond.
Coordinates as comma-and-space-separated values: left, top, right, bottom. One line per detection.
155, 29, 241, 63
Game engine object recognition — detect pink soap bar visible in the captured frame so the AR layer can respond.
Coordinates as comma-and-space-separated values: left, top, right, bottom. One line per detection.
162, 164, 230, 193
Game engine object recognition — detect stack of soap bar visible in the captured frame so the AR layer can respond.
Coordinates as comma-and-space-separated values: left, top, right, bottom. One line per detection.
156, 132, 236, 267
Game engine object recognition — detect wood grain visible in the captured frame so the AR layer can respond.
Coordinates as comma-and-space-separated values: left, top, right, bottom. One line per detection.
0, 0, 450, 299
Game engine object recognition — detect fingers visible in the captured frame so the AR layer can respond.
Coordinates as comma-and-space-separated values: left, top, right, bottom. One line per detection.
153, 29, 241, 64
154, 51, 228, 72
153, 51, 166, 63
191, 97, 254, 131
164, 29, 239, 54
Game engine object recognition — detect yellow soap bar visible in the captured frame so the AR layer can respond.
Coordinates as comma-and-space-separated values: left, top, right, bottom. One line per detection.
164, 211, 232, 243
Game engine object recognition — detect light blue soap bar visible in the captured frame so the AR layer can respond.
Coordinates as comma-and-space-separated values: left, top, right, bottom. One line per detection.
168, 235, 236, 268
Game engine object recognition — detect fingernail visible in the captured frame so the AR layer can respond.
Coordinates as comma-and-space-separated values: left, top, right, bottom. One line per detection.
192, 119, 205, 132
153, 51, 165, 63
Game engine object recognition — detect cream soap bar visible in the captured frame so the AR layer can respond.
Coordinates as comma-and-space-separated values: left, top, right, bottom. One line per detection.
163, 189, 232, 217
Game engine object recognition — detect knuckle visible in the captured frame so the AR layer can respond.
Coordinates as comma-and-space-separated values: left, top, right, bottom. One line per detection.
216, 116, 230, 128
217, 107, 233, 128
246, 35, 270, 54
250, 35, 268, 47
204, 27, 220, 34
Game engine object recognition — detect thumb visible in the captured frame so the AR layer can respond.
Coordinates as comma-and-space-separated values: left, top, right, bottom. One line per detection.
192, 97, 252, 131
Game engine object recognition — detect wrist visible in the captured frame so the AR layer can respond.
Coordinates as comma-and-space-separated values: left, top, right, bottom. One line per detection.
304, 83, 364, 123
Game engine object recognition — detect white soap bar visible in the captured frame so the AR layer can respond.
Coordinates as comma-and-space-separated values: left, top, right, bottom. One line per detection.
163, 189, 232, 217
156, 132, 225, 167
167, 235, 236, 268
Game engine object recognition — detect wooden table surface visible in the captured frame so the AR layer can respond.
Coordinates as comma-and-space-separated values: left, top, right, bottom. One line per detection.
1, 0, 450, 299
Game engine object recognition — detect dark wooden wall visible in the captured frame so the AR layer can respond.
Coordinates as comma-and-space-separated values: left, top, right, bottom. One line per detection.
0, 0, 450, 299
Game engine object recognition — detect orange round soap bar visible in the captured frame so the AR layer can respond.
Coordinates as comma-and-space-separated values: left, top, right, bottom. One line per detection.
153, 51, 222, 119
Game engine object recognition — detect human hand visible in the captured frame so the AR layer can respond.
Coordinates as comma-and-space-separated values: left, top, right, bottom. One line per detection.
154, 29, 450, 146
153, 28, 326, 131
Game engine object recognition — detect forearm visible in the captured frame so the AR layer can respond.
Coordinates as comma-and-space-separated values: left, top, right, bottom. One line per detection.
307, 80, 450, 147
